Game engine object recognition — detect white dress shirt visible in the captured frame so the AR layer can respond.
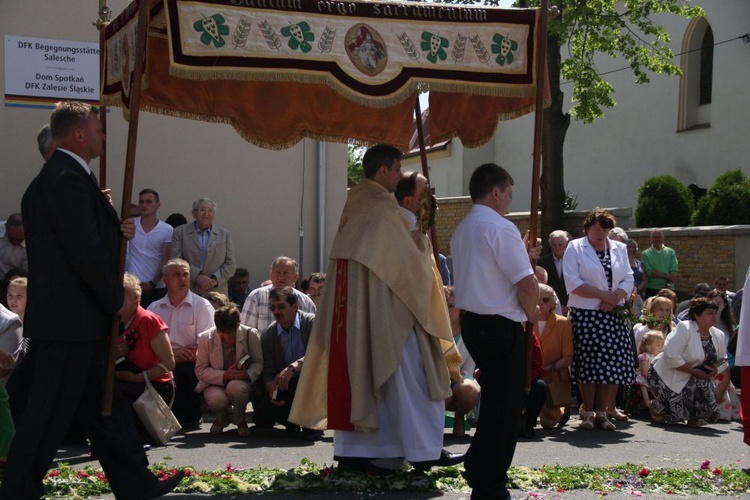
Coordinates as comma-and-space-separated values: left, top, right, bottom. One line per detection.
450, 204, 533, 321
398, 206, 418, 231
147, 290, 215, 349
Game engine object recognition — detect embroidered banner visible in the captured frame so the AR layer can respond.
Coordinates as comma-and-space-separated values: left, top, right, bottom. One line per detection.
103, 0, 149, 118
164, 0, 539, 106
101, 0, 547, 150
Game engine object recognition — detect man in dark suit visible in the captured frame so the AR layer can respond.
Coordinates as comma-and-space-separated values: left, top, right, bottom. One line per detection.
538, 230, 571, 315
253, 286, 320, 440
0, 102, 183, 500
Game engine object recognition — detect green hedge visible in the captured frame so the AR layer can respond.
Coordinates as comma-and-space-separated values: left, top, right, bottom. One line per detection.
635, 175, 694, 227
691, 170, 750, 225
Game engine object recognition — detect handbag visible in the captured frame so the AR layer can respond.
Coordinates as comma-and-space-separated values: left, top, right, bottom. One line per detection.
132, 366, 181, 445
545, 380, 572, 408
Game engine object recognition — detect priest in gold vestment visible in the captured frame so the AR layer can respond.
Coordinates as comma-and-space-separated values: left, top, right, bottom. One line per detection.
289, 145, 462, 470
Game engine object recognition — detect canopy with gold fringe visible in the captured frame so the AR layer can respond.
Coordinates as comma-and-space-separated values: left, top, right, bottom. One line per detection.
102, 0, 548, 150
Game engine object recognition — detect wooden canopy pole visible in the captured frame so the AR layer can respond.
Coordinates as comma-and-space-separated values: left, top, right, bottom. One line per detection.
414, 96, 441, 266
102, 0, 150, 415
528, 0, 549, 245
95, 2, 110, 189
525, 0, 549, 391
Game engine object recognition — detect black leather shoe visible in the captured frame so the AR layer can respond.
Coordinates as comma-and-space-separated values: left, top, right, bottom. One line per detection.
336, 456, 372, 472
557, 408, 571, 428
470, 486, 511, 499
284, 423, 301, 434
335, 456, 395, 475
412, 449, 465, 471
179, 418, 203, 433
139, 470, 185, 500
301, 428, 324, 442
518, 421, 535, 439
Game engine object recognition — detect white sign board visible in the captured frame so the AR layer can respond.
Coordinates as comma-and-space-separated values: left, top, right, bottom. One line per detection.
4, 35, 100, 105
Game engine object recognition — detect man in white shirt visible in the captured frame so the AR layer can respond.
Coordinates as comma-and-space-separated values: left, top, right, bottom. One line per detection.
240, 256, 315, 332
395, 172, 453, 286
148, 258, 215, 430
126, 188, 173, 307
394, 171, 427, 231
451, 163, 539, 500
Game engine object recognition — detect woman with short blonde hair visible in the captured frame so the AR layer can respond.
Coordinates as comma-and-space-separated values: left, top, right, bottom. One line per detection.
116, 273, 176, 443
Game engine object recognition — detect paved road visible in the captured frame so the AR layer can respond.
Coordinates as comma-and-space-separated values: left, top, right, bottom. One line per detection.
56, 410, 749, 499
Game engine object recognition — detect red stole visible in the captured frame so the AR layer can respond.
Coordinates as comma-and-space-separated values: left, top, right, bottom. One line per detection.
327, 259, 355, 430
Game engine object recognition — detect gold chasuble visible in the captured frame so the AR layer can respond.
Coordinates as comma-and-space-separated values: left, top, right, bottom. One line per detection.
289, 179, 460, 432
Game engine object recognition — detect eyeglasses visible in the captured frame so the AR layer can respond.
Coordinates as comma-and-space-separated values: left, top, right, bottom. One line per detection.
539, 297, 552, 303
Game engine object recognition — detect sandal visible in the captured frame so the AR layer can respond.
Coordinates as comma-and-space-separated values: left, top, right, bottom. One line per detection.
578, 411, 595, 430
607, 408, 629, 421
595, 411, 616, 431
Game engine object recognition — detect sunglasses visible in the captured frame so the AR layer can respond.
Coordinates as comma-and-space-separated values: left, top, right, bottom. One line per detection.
539, 297, 552, 303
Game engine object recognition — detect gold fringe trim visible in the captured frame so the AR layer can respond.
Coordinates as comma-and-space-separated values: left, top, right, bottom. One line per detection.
168, 63, 537, 109
99, 73, 151, 122
431, 95, 551, 148
97, 94, 545, 150
169, 64, 417, 109
100, 94, 120, 107
100, 87, 547, 150
123, 103, 384, 150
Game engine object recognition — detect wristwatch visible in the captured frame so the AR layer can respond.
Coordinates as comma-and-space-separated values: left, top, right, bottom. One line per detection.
287, 364, 296, 373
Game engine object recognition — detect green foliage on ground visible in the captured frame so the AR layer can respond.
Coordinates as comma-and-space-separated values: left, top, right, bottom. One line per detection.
635, 175, 695, 227
11, 459, 750, 498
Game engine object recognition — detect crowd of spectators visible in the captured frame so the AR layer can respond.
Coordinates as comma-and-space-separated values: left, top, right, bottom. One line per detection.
518, 216, 743, 435
0, 170, 745, 485
1, 197, 744, 446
